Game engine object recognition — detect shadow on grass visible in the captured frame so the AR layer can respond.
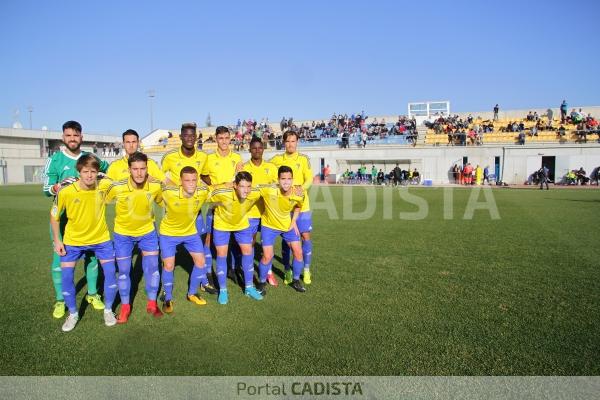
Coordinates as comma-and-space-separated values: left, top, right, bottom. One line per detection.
546, 198, 600, 203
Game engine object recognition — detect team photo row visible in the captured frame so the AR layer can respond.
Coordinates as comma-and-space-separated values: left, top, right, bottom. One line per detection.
44, 121, 315, 332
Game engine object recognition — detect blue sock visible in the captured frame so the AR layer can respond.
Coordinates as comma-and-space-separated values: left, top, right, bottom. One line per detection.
188, 265, 203, 296
61, 267, 77, 314
202, 246, 212, 286
242, 254, 254, 288
302, 240, 312, 270
216, 255, 227, 291
116, 257, 131, 305
101, 261, 117, 310
281, 241, 291, 270
143, 254, 159, 301
258, 260, 272, 283
162, 269, 174, 301
292, 258, 303, 280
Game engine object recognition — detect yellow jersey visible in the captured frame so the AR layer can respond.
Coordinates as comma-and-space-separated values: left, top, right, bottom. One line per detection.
104, 177, 163, 237
209, 187, 260, 231
201, 150, 242, 185
161, 147, 207, 185
269, 152, 313, 212
106, 156, 166, 182
159, 185, 209, 236
242, 160, 278, 218
51, 179, 112, 246
259, 185, 304, 231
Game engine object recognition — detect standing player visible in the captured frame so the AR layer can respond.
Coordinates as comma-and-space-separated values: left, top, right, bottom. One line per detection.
159, 166, 210, 313
50, 154, 117, 332
161, 123, 215, 294
208, 171, 263, 304
270, 131, 314, 285
42, 120, 109, 318
256, 166, 306, 294
105, 152, 164, 323
106, 129, 165, 182
242, 136, 278, 286
201, 126, 243, 282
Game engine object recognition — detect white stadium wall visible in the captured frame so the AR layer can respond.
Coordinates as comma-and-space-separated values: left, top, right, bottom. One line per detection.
226, 144, 600, 185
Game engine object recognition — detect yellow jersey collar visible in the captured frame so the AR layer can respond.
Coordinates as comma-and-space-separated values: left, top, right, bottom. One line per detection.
179, 186, 200, 199
215, 149, 233, 159
127, 177, 150, 192
282, 152, 298, 161
178, 147, 198, 159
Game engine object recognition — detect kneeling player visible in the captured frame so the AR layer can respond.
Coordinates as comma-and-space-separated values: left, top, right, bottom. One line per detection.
105, 152, 163, 322
50, 154, 118, 332
159, 166, 209, 313
209, 171, 263, 304
257, 166, 306, 294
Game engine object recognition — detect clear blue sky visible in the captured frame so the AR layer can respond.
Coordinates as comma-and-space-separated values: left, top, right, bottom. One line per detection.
1, 0, 599, 135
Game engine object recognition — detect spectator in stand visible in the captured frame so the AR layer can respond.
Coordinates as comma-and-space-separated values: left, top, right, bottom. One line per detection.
560, 100, 568, 123
530, 125, 538, 137
518, 131, 526, 145
493, 104, 499, 121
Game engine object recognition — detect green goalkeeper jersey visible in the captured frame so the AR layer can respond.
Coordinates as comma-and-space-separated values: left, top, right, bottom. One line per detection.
42, 150, 109, 197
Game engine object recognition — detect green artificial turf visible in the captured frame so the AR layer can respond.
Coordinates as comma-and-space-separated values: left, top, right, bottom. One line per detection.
0, 184, 598, 375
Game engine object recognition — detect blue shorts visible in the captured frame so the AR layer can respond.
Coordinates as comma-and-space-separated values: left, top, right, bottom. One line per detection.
159, 234, 204, 259
195, 212, 207, 235
261, 225, 300, 246
248, 218, 261, 235
113, 230, 159, 258
296, 211, 313, 233
213, 227, 253, 247
61, 241, 114, 263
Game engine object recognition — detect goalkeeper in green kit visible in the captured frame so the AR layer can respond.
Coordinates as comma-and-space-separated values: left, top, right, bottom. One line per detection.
42, 120, 109, 318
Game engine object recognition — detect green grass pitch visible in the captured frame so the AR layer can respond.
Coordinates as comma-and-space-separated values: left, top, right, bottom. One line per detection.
0, 184, 598, 375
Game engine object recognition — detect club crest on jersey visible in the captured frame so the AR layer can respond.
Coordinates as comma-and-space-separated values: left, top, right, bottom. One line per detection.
74, 199, 80, 204
146, 193, 152, 200
296, 163, 301, 170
